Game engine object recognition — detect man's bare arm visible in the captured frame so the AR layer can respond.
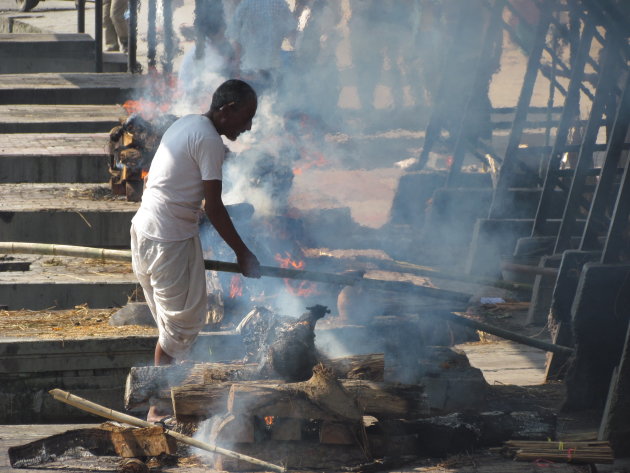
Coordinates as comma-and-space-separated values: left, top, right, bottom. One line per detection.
203, 180, 260, 278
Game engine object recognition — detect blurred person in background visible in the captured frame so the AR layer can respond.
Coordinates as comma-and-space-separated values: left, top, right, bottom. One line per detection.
103, 0, 128, 52
226, 0, 296, 92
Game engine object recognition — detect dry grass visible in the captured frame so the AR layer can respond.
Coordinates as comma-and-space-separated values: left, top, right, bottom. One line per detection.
0, 304, 157, 339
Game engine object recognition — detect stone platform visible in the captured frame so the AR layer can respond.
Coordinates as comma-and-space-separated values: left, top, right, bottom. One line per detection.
0, 183, 138, 246
0, 132, 110, 182
0, 104, 124, 133
0, 72, 143, 104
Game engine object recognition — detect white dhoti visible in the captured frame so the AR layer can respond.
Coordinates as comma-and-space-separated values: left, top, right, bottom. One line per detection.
130, 224, 207, 360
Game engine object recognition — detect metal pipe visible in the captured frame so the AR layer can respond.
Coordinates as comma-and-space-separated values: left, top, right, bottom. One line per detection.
431, 311, 574, 356
95, 0, 103, 72
162, 0, 174, 76
128, 0, 138, 73
147, 0, 157, 69
500, 262, 559, 278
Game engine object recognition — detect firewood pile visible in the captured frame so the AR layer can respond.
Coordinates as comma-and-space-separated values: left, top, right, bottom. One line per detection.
118, 305, 558, 470
108, 113, 177, 202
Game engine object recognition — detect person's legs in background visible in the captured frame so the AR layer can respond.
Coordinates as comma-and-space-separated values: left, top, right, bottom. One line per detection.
102, 0, 119, 51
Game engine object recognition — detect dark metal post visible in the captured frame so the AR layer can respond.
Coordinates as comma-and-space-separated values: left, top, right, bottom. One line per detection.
553, 43, 618, 253
162, 0, 175, 77
531, 20, 595, 235
128, 0, 138, 73
582, 75, 630, 251
194, 0, 206, 61
488, 1, 554, 218
77, 0, 86, 33
147, 0, 157, 69
95, 0, 103, 72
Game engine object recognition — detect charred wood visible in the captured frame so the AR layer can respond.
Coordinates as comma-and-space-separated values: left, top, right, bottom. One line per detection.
126, 354, 385, 410
171, 379, 425, 420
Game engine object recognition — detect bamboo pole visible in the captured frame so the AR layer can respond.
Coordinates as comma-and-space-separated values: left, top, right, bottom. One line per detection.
2, 242, 573, 354
0, 242, 471, 302
49, 389, 286, 472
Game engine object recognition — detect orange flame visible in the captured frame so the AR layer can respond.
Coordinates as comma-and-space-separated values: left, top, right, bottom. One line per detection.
274, 252, 318, 297
229, 275, 243, 298
264, 416, 274, 426
141, 169, 149, 180
293, 150, 328, 176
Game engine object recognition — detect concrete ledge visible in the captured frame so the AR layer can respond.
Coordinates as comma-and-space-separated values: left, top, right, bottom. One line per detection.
0, 72, 142, 105
0, 154, 109, 183
0, 281, 136, 310
564, 263, 630, 410
0, 104, 124, 134
0, 210, 135, 247
0, 332, 245, 423
465, 219, 535, 278
0, 33, 95, 74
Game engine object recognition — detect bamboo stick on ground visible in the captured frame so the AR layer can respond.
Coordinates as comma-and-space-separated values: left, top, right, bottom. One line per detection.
501, 440, 614, 464
48, 389, 286, 472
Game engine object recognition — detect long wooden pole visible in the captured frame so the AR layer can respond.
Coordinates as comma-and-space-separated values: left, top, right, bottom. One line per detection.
2, 242, 570, 354
49, 389, 286, 472
0, 242, 471, 303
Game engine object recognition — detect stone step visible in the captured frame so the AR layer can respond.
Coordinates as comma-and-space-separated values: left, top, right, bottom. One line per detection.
0, 33, 95, 74
0, 104, 124, 133
0, 72, 142, 105
0, 133, 110, 183
0, 183, 138, 247
0, 253, 136, 310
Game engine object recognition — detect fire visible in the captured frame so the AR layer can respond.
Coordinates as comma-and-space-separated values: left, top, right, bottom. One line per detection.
122, 98, 171, 121
229, 275, 243, 298
141, 169, 149, 180
264, 416, 274, 426
293, 150, 328, 176
274, 252, 319, 297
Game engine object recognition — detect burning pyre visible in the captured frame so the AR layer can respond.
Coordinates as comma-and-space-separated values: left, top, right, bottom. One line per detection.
108, 112, 177, 202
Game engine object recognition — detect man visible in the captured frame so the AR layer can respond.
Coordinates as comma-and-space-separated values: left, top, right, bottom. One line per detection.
130, 79, 261, 422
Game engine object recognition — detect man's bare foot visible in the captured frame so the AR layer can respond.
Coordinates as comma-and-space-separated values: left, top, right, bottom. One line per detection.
146, 405, 173, 423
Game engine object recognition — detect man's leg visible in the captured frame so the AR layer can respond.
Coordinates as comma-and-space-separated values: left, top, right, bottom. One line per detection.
111, 0, 129, 52
102, 0, 119, 51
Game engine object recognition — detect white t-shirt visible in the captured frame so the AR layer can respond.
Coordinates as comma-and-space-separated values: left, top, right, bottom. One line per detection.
132, 114, 225, 242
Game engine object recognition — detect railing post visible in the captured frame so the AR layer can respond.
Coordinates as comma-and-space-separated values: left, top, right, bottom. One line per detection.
162, 0, 174, 76
128, 0, 138, 73
77, 0, 86, 33
148, 0, 157, 70
95, 0, 103, 72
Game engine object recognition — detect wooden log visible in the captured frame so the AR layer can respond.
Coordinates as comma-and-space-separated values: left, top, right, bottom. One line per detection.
270, 418, 302, 441
229, 366, 363, 422
103, 424, 177, 458
319, 421, 356, 445
208, 413, 255, 444
324, 353, 384, 381
172, 378, 425, 420
124, 362, 258, 409
126, 354, 386, 409
342, 380, 426, 418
